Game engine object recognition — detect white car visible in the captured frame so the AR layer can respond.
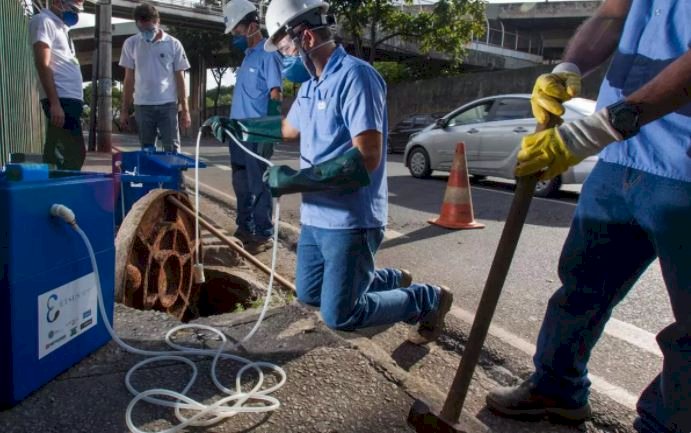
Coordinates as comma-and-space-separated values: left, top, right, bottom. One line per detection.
403, 94, 598, 197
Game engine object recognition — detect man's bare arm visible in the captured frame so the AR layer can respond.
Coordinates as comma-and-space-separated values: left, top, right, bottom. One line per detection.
175, 70, 191, 129
563, 0, 632, 75
119, 68, 135, 130
352, 130, 382, 173
282, 119, 299, 141
628, 50, 691, 126
33, 42, 64, 127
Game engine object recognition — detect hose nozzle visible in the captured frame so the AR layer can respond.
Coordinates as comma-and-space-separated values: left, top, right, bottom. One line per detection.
51, 204, 76, 226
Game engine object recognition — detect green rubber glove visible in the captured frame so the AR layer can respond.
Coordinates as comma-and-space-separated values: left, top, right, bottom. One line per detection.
203, 116, 236, 143
265, 147, 371, 197
267, 99, 282, 116
233, 116, 283, 143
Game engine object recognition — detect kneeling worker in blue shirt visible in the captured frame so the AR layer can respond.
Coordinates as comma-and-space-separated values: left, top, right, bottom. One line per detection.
260, 0, 453, 341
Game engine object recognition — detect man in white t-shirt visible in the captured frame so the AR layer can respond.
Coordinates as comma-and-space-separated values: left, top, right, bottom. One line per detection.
29, 0, 85, 170
119, 3, 191, 152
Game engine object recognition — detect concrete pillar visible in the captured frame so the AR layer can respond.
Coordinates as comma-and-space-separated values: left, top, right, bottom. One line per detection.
96, 0, 112, 153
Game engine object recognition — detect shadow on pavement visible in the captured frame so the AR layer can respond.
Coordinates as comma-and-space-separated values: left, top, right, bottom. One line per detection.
380, 224, 454, 250
387, 175, 578, 229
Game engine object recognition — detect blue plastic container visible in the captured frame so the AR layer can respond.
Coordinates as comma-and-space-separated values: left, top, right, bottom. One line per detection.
0, 170, 115, 407
113, 150, 204, 226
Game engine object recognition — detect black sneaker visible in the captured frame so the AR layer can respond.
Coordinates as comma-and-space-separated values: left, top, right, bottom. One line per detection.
486, 378, 592, 422
408, 285, 453, 345
232, 229, 254, 245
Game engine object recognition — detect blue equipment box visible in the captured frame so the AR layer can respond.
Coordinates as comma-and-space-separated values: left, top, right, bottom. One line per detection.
0, 169, 115, 407
113, 150, 204, 226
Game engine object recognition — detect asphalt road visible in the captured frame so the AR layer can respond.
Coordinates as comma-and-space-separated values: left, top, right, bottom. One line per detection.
117, 133, 670, 414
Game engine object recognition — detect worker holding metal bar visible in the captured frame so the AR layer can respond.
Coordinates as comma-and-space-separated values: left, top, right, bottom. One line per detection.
119, 3, 191, 153
221, 0, 283, 255
245, 0, 454, 341
29, 0, 86, 170
486, 1, 691, 432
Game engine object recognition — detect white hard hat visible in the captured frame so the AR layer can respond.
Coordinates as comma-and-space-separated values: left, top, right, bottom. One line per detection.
223, 0, 257, 34
264, 0, 329, 52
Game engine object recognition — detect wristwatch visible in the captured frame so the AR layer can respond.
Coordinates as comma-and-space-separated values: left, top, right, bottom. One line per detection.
606, 100, 641, 139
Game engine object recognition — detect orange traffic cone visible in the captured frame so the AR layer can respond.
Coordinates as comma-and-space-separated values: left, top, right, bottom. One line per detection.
428, 142, 485, 230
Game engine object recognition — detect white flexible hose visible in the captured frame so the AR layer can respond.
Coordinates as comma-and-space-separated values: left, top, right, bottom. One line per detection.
194, 131, 202, 270
59, 128, 286, 433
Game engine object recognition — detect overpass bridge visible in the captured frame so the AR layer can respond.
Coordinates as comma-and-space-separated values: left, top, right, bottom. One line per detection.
76, 0, 601, 78
73, 0, 600, 132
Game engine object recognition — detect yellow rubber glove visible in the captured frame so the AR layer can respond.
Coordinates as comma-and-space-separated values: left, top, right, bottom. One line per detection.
531, 72, 581, 125
515, 127, 584, 180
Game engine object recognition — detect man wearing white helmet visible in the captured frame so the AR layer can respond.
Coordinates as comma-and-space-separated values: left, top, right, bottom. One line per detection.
29, 0, 86, 170
263, 0, 453, 342
222, 0, 283, 254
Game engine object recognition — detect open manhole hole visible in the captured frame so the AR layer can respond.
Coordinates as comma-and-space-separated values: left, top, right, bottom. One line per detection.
195, 266, 262, 317
115, 192, 263, 321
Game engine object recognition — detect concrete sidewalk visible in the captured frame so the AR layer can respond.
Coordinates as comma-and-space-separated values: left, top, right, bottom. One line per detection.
0, 147, 637, 433
0, 303, 437, 433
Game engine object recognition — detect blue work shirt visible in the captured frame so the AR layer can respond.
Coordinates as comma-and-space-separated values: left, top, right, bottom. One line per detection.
596, 0, 691, 182
230, 38, 283, 120
286, 46, 388, 229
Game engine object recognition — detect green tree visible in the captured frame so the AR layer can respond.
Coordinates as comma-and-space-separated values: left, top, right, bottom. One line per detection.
330, 0, 486, 64
82, 81, 122, 121
373, 61, 412, 84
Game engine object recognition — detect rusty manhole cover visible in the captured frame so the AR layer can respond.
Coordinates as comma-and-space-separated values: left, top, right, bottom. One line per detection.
115, 189, 201, 321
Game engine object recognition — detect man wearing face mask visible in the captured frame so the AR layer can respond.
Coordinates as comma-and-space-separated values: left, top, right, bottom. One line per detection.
119, 3, 191, 153
261, 0, 453, 340
29, 0, 86, 170
222, 0, 283, 254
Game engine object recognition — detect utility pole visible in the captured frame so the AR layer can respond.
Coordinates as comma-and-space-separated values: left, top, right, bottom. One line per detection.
87, 4, 100, 152
96, 0, 112, 152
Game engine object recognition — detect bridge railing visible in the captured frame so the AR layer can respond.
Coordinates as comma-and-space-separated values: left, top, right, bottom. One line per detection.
473, 22, 543, 57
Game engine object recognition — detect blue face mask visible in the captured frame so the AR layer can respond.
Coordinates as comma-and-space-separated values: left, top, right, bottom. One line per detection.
61, 10, 79, 26
141, 29, 157, 43
232, 35, 248, 52
282, 55, 311, 83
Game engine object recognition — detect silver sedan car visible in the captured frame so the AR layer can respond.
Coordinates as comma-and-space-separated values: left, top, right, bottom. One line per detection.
403, 94, 598, 197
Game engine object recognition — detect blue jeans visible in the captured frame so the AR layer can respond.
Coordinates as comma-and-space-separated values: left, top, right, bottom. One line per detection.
296, 225, 440, 330
229, 142, 273, 239
134, 102, 180, 152
531, 161, 691, 433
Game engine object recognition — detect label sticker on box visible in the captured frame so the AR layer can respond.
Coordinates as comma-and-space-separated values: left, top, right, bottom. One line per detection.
38, 273, 98, 359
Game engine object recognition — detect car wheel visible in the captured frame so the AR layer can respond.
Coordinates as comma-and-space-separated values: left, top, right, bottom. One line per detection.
533, 176, 562, 198
408, 147, 432, 178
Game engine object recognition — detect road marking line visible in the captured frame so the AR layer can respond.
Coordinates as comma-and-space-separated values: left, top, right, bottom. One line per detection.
605, 318, 662, 357
471, 185, 578, 207
385, 229, 406, 240
450, 306, 638, 410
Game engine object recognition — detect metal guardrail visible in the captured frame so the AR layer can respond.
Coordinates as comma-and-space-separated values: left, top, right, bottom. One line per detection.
473, 23, 543, 56
0, 0, 45, 165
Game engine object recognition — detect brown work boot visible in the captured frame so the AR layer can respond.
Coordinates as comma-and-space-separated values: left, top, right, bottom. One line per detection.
408, 285, 453, 344
400, 269, 413, 287
486, 378, 592, 422
245, 237, 274, 255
